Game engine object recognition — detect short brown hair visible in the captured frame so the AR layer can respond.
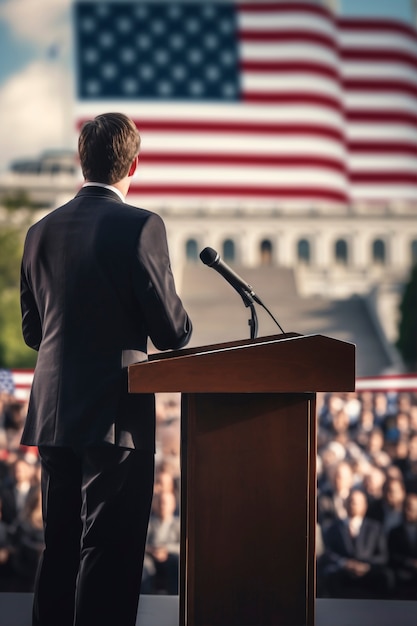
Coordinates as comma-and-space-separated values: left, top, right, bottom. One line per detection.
78, 112, 140, 184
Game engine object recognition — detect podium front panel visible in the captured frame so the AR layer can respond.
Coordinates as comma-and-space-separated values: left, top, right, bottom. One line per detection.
180, 392, 316, 626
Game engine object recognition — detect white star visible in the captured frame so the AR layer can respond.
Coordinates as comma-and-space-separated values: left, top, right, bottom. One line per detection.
170, 34, 185, 50
139, 64, 154, 80
154, 49, 169, 66
173, 65, 187, 81
86, 80, 101, 95
117, 17, 132, 33
152, 20, 166, 35
101, 63, 117, 79
206, 65, 220, 81
122, 78, 139, 94
137, 34, 151, 50
99, 32, 115, 48
84, 48, 99, 64
189, 80, 205, 96
120, 48, 135, 64
189, 49, 203, 65
81, 17, 95, 33
158, 81, 173, 96
186, 18, 200, 34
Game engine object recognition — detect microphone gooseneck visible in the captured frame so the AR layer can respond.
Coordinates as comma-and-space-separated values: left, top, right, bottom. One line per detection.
199, 247, 285, 336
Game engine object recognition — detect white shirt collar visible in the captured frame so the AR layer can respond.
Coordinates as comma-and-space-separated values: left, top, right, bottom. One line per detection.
82, 182, 125, 203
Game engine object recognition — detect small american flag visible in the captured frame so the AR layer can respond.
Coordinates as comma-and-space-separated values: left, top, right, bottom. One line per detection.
0, 370, 33, 402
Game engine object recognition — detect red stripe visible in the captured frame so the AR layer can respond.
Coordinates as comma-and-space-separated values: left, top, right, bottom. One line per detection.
344, 79, 417, 97
129, 184, 349, 202
140, 152, 347, 172
348, 141, 417, 155
347, 110, 417, 127
351, 172, 417, 185
338, 18, 417, 41
241, 60, 340, 81
341, 48, 417, 69
240, 29, 337, 51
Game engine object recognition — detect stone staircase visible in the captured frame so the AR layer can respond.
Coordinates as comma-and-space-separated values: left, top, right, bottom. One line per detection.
180, 263, 396, 377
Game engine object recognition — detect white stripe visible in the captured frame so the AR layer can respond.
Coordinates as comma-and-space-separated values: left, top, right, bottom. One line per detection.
140, 134, 347, 159
356, 377, 417, 391
340, 33, 417, 56
351, 185, 417, 198
242, 42, 339, 64
239, 12, 336, 36
243, 72, 342, 95
75, 101, 345, 125
345, 93, 417, 111
12, 371, 34, 386
350, 155, 417, 171
342, 63, 417, 84
135, 165, 348, 187
347, 124, 417, 142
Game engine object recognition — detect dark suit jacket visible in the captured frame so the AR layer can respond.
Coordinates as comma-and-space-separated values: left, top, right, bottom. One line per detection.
388, 523, 417, 577
20, 186, 192, 450
322, 517, 388, 570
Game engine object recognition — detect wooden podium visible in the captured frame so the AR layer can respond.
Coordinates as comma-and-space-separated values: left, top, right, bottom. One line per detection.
129, 333, 355, 626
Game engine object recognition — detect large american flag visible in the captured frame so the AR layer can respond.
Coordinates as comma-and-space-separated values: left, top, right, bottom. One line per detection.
73, 0, 417, 209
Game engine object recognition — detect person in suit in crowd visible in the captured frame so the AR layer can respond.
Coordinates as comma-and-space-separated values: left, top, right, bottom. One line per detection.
142, 490, 180, 595
388, 491, 417, 599
319, 488, 391, 598
366, 476, 406, 533
0, 455, 37, 525
318, 460, 354, 530
20, 112, 192, 626
9, 485, 44, 592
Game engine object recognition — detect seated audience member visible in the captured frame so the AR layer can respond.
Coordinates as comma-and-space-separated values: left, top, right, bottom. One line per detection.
353, 408, 375, 449
0, 455, 37, 525
0, 495, 13, 591
388, 492, 417, 599
142, 491, 180, 595
319, 488, 391, 598
367, 477, 406, 534
364, 427, 391, 469
318, 460, 354, 530
9, 485, 44, 591
363, 465, 386, 507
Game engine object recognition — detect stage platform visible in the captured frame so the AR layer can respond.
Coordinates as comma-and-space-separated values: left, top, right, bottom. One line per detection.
1, 594, 416, 626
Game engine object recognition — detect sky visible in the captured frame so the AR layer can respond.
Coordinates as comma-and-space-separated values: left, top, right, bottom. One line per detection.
0, 0, 414, 173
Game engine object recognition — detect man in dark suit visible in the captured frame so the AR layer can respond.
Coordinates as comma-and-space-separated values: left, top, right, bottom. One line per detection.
319, 488, 392, 598
20, 112, 192, 626
388, 492, 417, 599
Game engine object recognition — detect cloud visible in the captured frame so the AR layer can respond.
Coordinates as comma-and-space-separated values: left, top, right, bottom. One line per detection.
0, 0, 72, 49
0, 60, 76, 171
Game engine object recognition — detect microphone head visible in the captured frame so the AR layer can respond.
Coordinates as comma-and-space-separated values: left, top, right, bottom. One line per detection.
199, 247, 219, 267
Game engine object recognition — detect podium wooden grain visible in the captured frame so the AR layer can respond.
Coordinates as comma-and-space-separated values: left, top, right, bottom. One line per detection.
129, 334, 355, 626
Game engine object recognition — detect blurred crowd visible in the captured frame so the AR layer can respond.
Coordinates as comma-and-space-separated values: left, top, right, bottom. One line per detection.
317, 389, 417, 600
0, 378, 417, 599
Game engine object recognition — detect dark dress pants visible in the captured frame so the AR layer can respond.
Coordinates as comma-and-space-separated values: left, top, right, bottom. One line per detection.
33, 446, 155, 626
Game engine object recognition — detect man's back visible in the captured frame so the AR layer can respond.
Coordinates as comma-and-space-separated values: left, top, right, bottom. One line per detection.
21, 186, 191, 448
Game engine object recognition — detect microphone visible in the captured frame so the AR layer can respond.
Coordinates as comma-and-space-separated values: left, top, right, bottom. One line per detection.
199, 246, 286, 334
199, 247, 260, 304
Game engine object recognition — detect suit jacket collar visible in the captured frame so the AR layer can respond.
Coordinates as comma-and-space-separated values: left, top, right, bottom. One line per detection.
75, 185, 125, 203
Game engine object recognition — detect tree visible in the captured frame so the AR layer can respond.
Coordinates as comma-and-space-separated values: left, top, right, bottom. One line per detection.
397, 263, 417, 371
0, 225, 37, 368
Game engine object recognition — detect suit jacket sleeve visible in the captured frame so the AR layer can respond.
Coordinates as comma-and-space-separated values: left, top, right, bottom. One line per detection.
133, 213, 192, 351
20, 248, 42, 351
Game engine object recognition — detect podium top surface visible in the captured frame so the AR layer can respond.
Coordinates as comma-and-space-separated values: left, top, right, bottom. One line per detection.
128, 333, 355, 394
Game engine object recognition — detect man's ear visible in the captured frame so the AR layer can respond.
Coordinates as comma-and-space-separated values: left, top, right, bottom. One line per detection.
128, 156, 138, 177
